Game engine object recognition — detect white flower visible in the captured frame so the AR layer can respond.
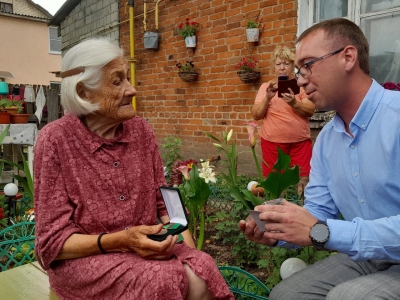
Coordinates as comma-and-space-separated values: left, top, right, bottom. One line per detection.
199, 167, 217, 183
200, 160, 210, 169
226, 129, 233, 142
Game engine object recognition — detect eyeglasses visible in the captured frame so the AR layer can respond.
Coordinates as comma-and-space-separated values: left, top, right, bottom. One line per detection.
295, 48, 345, 80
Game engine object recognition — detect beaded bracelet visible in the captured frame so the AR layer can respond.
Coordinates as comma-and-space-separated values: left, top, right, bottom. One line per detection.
97, 232, 108, 254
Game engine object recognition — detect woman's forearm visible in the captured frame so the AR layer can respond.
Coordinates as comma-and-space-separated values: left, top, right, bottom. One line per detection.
251, 97, 270, 120
54, 231, 128, 260
290, 99, 315, 117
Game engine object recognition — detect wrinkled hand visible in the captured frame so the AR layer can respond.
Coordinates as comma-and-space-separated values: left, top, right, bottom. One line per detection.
124, 224, 178, 260
238, 217, 278, 246
266, 82, 277, 100
256, 200, 318, 246
281, 88, 297, 106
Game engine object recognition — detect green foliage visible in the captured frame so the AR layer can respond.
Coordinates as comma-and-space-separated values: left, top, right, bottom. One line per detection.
161, 136, 182, 180
259, 148, 300, 199
177, 18, 199, 38
179, 164, 211, 250
257, 247, 335, 290
247, 20, 258, 29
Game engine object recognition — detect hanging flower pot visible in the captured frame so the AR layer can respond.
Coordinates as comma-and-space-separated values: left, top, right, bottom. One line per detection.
177, 18, 199, 48
178, 72, 198, 82
144, 31, 159, 49
184, 35, 196, 48
237, 71, 261, 83
246, 28, 259, 42
176, 61, 199, 82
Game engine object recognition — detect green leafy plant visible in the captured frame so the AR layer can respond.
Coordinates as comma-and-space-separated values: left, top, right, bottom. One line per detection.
161, 136, 182, 180
177, 18, 199, 38
178, 163, 215, 250
247, 19, 258, 29
235, 57, 259, 72
176, 61, 199, 73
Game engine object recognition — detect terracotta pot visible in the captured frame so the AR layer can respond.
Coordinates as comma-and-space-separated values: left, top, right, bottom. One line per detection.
4, 107, 18, 115
11, 114, 30, 124
0, 111, 10, 124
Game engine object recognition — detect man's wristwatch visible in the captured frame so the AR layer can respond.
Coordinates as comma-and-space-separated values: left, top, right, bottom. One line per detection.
309, 220, 330, 250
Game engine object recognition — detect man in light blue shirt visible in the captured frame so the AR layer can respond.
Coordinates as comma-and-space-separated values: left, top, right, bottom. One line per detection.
239, 18, 400, 299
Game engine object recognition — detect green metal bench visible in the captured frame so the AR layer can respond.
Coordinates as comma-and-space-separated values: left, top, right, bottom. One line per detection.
0, 221, 36, 271
219, 266, 270, 299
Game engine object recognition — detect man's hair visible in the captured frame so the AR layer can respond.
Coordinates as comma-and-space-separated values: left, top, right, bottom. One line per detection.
272, 46, 296, 65
61, 38, 124, 116
297, 18, 370, 75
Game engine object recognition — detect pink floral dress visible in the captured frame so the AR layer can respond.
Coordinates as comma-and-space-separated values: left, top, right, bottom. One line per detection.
34, 114, 233, 300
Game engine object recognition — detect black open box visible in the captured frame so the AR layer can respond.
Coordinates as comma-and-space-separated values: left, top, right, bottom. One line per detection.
148, 186, 189, 241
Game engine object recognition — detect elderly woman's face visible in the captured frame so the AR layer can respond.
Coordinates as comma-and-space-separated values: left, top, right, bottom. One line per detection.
88, 57, 136, 121
274, 58, 294, 77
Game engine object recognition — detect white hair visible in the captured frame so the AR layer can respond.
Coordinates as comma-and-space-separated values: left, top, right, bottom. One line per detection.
60, 38, 124, 115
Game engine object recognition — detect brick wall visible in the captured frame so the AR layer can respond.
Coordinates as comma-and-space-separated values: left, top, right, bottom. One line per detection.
119, 0, 300, 176
60, 0, 119, 51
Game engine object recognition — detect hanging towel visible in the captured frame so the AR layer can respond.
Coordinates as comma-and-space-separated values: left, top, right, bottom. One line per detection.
35, 86, 46, 123
24, 85, 35, 103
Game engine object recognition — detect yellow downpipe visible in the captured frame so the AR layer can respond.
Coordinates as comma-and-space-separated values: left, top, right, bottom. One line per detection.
128, 1, 136, 110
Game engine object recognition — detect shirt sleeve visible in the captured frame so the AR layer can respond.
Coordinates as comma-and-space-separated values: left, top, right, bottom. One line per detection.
34, 125, 82, 269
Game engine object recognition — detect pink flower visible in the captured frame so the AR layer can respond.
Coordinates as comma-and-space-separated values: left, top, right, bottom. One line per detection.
244, 121, 258, 148
177, 165, 190, 180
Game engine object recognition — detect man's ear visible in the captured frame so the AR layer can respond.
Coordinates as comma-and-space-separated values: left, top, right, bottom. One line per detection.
76, 83, 90, 100
343, 46, 358, 72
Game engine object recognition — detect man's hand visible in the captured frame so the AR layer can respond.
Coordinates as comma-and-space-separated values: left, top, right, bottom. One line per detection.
238, 218, 278, 246
124, 224, 178, 259
256, 199, 318, 246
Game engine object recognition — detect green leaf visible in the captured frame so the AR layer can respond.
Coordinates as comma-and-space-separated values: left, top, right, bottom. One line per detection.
241, 189, 264, 207
0, 124, 10, 144
204, 132, 221, 143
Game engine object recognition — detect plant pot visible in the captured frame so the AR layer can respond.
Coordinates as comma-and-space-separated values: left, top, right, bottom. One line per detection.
237, 71, 261, 83
185, 35, 196, 48
4, 107, 18, 115
10, 114, 30, 124
246, 28, 259, 42
144, 31, 159, 49
0, 111, 10, 124
178, 72, 198, 82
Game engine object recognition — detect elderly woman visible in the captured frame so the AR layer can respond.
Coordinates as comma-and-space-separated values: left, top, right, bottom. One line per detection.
34, 38, 233, 300
251, 46, 315, 191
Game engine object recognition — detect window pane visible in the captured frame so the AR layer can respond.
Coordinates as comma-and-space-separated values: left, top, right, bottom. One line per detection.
50, 40, 62, 52
49, 27, 59, 39
361, 0, 400, 13
361, 12, 400, 83
314, 0, 348, 23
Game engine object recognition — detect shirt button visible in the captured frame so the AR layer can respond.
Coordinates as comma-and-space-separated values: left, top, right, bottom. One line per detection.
354, 172, 359, 177
361, 124, 366, 129
113, 162, 119, 167
360, 198, 365, 203
351, 145, 356, 149
119, 195, 125, 201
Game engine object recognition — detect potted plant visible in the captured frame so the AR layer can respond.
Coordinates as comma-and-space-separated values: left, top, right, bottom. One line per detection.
176, 61, 199, 82
235, 56, 261, 83
177, 18, 199, 48
0, 98, 19, 115
246, 19, 260, 42
10, 104, 29, 124
0, 99, 11, 124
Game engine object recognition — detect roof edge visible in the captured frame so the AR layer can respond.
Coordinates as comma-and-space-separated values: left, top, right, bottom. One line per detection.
48, 0, 81, 26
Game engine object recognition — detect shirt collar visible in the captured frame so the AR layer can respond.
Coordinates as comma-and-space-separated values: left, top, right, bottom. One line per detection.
65, 114, 133, 153
332, 79, 384, 133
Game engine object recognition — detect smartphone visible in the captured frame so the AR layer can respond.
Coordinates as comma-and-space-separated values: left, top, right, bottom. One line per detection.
278, 76, 300, 97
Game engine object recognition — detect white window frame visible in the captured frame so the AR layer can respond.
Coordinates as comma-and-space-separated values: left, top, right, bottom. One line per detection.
48, 26, 61, 55
298, 0, 400, 35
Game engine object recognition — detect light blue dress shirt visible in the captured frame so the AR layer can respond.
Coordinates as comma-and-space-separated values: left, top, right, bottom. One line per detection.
304, 79, 400, 261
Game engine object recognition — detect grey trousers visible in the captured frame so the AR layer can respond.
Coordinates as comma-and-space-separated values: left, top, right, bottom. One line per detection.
269, 253, 400, 300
